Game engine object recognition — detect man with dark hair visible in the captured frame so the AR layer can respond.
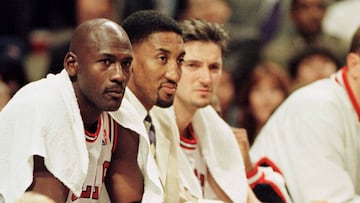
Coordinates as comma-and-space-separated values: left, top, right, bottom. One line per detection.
0, 18, 144, 203
114, 10, 185, 202
151, 18, 268, 203
251, 26, 360, 202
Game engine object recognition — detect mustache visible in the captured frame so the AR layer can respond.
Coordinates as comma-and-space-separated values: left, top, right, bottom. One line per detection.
105, 82, 126, 93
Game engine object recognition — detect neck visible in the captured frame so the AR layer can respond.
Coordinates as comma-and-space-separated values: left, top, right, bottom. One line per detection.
74, 86, 102, 131
81, 108, 101, 132
174, 99, 196, 137
128, 85, 152, 111
346, 68, 360, 107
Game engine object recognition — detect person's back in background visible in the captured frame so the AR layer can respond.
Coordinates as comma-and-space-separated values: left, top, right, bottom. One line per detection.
251, 25, 360, 203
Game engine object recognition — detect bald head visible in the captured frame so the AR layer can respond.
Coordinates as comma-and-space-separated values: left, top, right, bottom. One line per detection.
64, 18, 133, 116
69, 18, 130, 55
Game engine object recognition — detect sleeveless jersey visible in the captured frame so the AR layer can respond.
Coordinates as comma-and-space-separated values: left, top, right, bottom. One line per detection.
179, 125, 220, 200
66, 112, 118, 202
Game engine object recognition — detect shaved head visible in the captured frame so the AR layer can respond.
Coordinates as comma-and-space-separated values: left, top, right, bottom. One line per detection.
63, 18, 133, 120
69, 18, 130, 56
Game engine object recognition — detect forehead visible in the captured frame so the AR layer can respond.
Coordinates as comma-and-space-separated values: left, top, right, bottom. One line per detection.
184, 41, 222, 61
86, 29, 132, 55
136, 31, 184, 53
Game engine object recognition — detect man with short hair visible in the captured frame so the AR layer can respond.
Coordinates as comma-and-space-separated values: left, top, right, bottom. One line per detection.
115, 10, 185, 202
152, 18, 265, 203
0, 18, 143, 203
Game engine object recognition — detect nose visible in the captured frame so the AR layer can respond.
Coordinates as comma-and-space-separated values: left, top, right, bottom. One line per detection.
165, 60, 181, 82
199, 67, 211, 85
110, 63, 128, 83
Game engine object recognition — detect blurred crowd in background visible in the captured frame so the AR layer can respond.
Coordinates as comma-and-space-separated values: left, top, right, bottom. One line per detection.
0, 0, 359, 134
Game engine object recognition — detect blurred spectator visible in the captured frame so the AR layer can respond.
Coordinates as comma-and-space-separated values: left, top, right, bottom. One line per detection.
288, 47, 340, 91
0, 39, 28, 110
214, 69, 236, 121
261, 0, 348, 72
221, 0, 287, 93
174, 0, 232, 24
235, 61, 290, 145
46, 0, 123, 75
0, 39, 28, 95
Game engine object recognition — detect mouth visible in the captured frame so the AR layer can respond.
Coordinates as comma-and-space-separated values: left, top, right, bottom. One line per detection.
197, 88, 211, 94
106, 87, 125, 99
161, 83, 177, 95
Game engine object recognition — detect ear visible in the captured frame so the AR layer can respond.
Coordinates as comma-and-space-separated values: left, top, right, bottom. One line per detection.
347, 53, 360, 77
64, 52, 78, 77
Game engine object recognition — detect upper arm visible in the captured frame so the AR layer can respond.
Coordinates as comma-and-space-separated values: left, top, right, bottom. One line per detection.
26, 156, 68, 203
105, 125, 144, 203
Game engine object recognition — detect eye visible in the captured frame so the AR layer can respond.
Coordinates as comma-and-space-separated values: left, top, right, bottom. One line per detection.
121, 59, 132, 72
158, 55, 167, 63
177, 56, 185, 65
184, 61, 198, 69
209, 64, 221, 71
100, 59, 112, 66
121, 60, 132, 68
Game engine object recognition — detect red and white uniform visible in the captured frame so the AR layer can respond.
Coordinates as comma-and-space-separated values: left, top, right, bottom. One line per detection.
180, 125, 220, 200
66, 113, 118, 203
251, 67, 360, 203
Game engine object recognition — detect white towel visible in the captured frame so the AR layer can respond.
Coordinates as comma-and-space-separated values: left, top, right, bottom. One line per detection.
151, 105, 248, 203
192, 105, 248, 202
109, 94, 164, 203
0, 69, 88, 203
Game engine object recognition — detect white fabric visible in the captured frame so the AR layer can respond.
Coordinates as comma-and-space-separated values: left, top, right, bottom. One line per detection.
323, 0, 360, 43
246, 159, 292, 203
109, 88, 164, 202
251, 68, 360, 203
151, 105, 248, 203
0, 70, 88, 203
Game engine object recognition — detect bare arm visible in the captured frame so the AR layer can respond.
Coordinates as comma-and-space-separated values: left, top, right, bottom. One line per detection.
105, 125, 144, 203
232, 128, 254, 173
26, 156, 68, 203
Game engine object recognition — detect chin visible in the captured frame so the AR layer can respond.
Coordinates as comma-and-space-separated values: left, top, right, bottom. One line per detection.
105, 103, 122, 112
156, 98, 174, 108
194, 102, 209, 109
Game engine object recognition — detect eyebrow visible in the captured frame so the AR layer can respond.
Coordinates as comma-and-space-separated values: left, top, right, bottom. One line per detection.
101, 53, 133, 60
157, 48, 171, 54
179, 51, 186, 58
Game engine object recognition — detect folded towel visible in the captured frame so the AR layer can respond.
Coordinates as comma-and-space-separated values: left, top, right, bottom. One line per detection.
151, 105, 248, 203
0, 69, 88, 203
192, 105, 248, 203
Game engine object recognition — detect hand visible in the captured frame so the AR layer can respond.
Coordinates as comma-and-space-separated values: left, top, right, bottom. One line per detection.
232, 127, 254, 173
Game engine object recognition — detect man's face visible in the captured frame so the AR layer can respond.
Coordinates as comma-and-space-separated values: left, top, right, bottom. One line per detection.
176, 41, 222, 111
127, 31, 185, 110
73, 27, 133, 112
291, 0, 326, 36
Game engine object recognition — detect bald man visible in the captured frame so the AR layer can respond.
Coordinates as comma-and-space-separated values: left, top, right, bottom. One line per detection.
0, 18, 143, 203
